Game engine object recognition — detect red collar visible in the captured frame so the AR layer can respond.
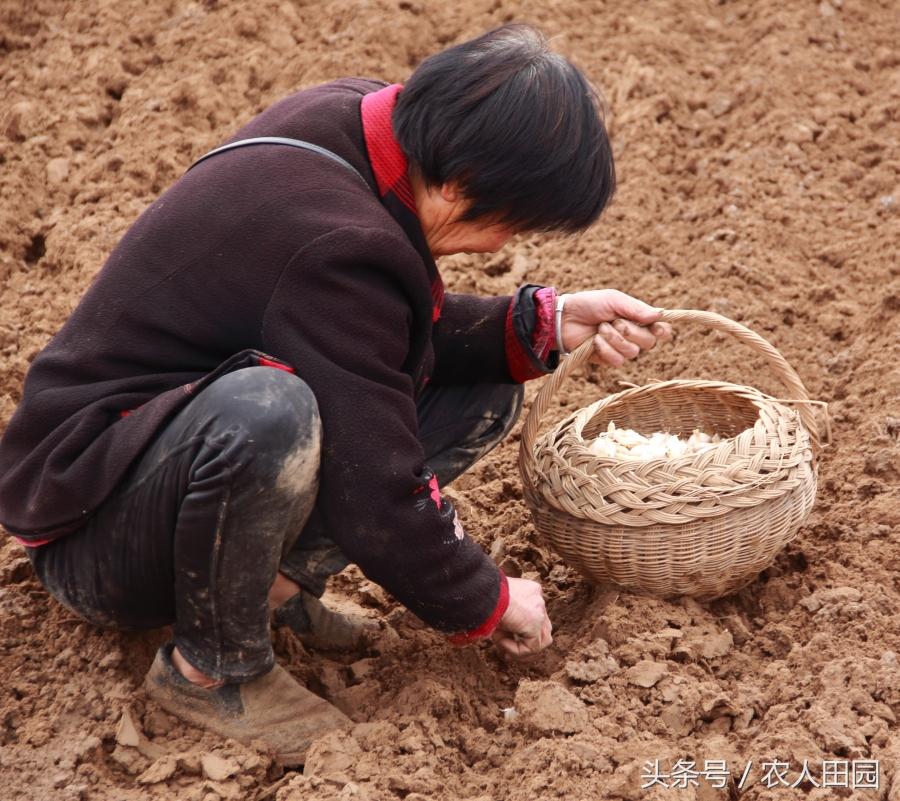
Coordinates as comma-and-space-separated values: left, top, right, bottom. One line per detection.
360, 84, 417, 215
361, 82, 443, 323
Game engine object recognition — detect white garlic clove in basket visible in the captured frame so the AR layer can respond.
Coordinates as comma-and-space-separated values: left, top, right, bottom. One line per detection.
648, 432, 670, 455
629, 442, 668, 460
610, 426, 648, 448
665, 435, 689, 459
688, 429, 712, 447
589, 437, 619, 458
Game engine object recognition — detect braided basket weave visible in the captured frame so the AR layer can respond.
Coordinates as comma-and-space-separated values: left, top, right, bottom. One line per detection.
518, 309, 825, 601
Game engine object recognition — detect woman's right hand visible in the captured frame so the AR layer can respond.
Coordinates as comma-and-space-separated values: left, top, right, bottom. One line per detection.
492, 577, 552, 658
560, 289, 673, 366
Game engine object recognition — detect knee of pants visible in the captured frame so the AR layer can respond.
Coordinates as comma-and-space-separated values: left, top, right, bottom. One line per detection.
196, 367, 322, 490
479, 383, 525, 448
498, 383, 525, 437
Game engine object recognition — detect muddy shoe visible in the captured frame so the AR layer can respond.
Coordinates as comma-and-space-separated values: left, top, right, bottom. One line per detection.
273, 590, 378, 652
144, 643, 350, 766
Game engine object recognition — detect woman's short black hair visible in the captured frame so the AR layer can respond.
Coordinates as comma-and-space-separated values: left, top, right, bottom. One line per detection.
393, 23, 615, 234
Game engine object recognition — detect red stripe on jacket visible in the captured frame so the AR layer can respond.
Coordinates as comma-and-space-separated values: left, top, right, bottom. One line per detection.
448, 570, 510, 645
361, 83, 444, 324
360, 84, 415, 213
505, 287, 557, 383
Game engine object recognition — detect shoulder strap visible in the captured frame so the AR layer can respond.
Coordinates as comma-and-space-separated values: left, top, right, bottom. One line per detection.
188, 136, 369, 187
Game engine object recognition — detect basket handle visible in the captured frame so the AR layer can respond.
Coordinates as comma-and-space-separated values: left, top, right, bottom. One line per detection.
519, 308, 823, 480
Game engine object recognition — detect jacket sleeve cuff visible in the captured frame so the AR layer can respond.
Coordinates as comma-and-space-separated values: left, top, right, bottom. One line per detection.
447, 569, 509, 645
504, 285, 560, 383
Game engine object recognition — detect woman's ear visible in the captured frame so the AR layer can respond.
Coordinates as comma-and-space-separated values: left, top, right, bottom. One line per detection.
439, 181, 463, 203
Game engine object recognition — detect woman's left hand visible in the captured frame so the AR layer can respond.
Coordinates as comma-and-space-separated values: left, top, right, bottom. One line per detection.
559, 289, 674, 367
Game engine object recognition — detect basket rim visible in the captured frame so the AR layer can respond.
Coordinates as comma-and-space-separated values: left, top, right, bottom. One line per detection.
551, 378, 805, 465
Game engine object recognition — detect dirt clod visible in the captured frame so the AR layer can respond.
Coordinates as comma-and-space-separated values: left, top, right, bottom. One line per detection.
514, 679, 590, 735
200, 753, 240, 782
624, 660, 668, 688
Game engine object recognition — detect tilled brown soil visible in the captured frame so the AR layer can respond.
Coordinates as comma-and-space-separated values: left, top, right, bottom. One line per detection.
1, 0, 899, 799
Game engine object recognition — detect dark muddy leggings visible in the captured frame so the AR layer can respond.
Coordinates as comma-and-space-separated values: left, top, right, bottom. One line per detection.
28, 367, 523, 682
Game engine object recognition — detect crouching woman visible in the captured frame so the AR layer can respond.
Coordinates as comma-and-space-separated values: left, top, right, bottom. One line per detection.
0, 23, 670, 764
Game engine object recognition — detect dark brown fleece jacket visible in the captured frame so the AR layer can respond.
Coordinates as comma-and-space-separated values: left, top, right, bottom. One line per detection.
0, 79, 554, 633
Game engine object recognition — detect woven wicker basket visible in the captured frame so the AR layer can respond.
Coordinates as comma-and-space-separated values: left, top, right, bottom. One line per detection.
518, 309, 827, 601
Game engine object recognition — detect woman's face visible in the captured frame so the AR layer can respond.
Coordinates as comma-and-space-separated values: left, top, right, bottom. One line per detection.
411, 176, 517, 257
433, 217, 517, 256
